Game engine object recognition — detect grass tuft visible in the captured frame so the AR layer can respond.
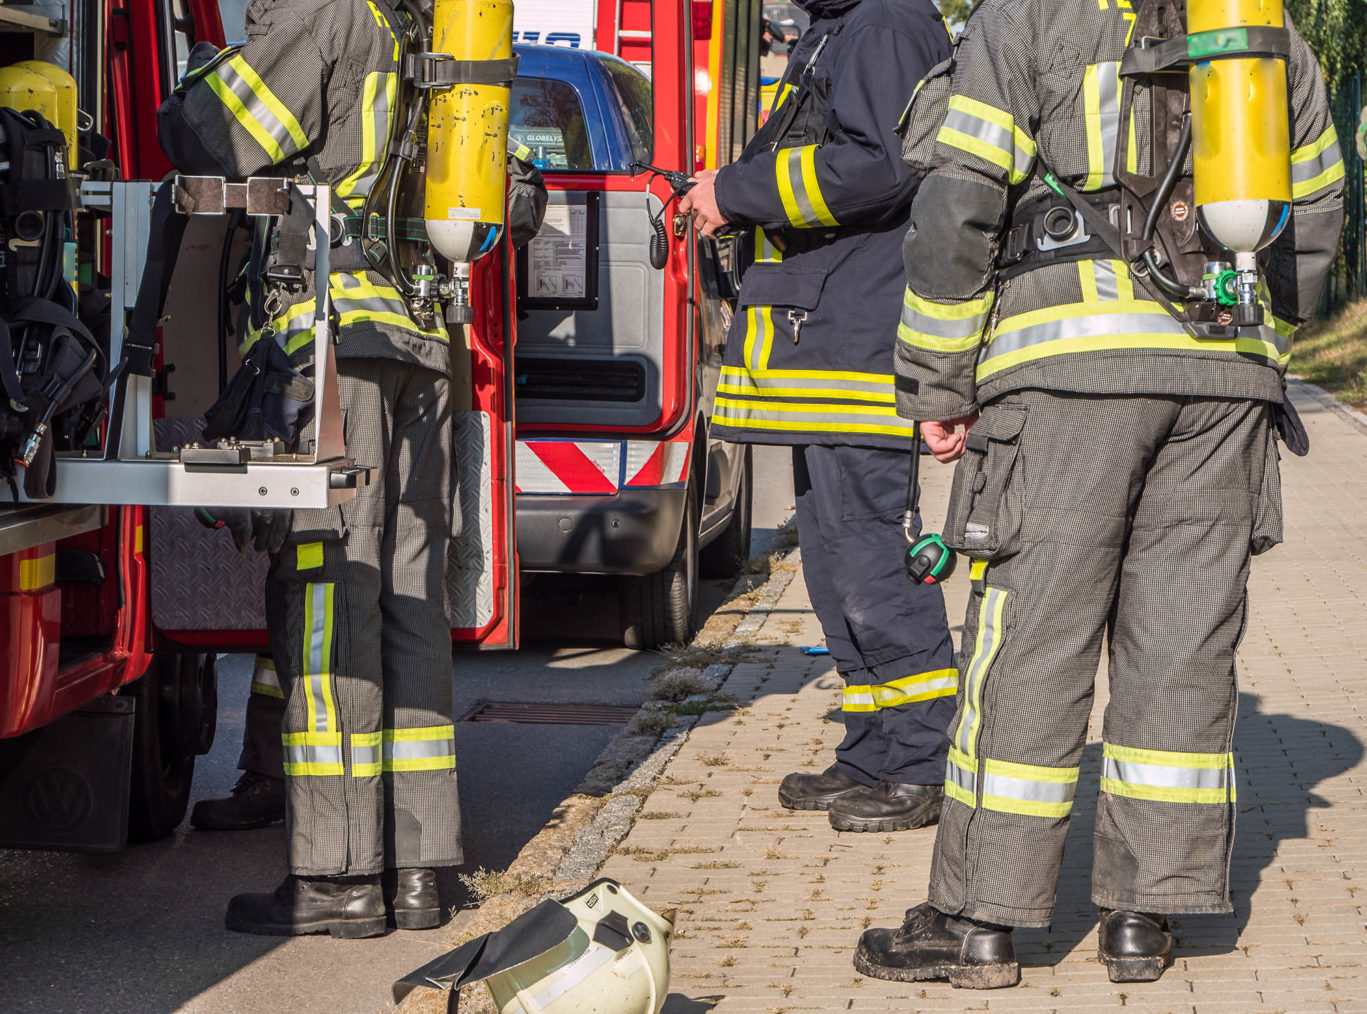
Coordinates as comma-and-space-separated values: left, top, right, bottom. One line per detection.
1291, 299, 1367, 407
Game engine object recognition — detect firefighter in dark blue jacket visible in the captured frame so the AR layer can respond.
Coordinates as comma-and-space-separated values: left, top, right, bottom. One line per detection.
683, 0, 956, 832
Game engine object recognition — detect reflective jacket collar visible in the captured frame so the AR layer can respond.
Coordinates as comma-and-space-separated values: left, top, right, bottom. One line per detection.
797, 0, 860, 19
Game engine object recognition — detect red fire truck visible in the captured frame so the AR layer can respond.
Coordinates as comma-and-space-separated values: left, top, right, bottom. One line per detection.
0, 0, 762, 851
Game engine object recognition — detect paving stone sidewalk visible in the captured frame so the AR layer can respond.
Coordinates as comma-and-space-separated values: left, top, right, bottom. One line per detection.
601, 383, 1367, 1014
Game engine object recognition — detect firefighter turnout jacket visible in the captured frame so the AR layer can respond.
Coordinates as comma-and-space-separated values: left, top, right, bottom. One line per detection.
710, 0, 951, 448
160, 0, 449, 374
894, 0, 1345, 422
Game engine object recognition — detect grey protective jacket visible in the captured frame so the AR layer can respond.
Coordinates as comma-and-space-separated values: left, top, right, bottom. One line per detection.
894, 0, 1345, 422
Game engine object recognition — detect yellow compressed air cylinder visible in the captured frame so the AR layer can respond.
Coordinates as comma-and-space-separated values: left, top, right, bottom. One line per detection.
0, 64, 59, 139
424, 0, 513, 264
1189, 0, 1291, 257
14, 61, 78, 169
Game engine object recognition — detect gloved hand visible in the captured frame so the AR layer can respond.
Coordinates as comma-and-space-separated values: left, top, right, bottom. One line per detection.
195, 507, 293, 554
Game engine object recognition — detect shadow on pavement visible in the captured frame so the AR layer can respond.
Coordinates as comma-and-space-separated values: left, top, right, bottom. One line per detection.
1023, 691, 1363, 963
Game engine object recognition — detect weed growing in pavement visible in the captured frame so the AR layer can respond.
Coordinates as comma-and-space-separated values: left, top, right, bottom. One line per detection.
699, 753, 730, 767
457, 867, 550, 903
627, 707, 680, 736
617, 844, 718, 862
639, 810, 683, 820
679, 787, 722, 801
694, 860, 740, 869
652, 641, 761, 676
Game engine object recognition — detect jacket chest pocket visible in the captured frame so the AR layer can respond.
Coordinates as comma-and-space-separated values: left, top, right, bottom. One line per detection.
943, 403, 1027, 560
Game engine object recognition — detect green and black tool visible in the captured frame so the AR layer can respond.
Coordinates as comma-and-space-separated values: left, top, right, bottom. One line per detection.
904, 431, 956, 585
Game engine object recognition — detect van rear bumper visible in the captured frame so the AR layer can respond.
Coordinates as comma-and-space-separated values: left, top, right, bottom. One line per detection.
515, 488, 686, 576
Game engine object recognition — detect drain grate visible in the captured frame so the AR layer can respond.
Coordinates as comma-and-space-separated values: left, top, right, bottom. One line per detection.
460, 701, 639, 726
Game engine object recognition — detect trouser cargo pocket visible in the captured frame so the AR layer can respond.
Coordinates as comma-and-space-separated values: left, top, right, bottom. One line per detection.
943, 401, 1027, 560
1251, 422, 1283, 556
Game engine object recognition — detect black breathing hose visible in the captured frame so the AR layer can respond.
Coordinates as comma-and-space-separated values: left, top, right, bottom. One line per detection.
1140, 113, 1204, 300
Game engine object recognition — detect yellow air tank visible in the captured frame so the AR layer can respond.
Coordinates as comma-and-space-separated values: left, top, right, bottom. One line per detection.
14, 61, 78, 169
424, 0, 514, 265
0, 64, 60, 148
1189, 0, 1291, 264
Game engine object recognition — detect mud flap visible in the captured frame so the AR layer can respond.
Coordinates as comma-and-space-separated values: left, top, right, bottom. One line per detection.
0, 695, 135, 851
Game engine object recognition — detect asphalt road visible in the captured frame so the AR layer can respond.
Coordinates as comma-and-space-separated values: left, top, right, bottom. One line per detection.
0, 446, 795, 1014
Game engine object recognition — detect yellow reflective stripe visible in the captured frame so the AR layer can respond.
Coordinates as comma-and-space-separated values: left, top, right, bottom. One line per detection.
716, 384, 891, 403
1101, 743, 1235, 804
1291, 160, 1345, 200
226, 55, 309, 154
1078, 261, 1098, 304
282, 730, 344, 776
798, 144, 838, 227
720, 365, 895, 384
1291, 124, 1340, 163
250, 655, 284, 699
741, 306, 774, 372
718, 365, 896, 404
382, 725, 456, 772
981, 758, 1077, 816
297, 541, 323, 571
898, 287, 993, 353
978, 326, 1286, 381
938, 95, 1036, 184
754, 226, 782, 264
18, 553, 54, 590
301, 583, 336, 735
945, 746, 978, 805
875, 668, 959, 707
350, 731, 383, 776
203, 72, 285, 163
968, 559, 988, 582
776, 148, 804, 227
773, 82, 795, 113
713, 396, 920, 438
842, 684, 876, 713
714, 397, 905, 417
339, 72, 380, 197
1081, 62, 1121, 191
956, 587, 1008, 761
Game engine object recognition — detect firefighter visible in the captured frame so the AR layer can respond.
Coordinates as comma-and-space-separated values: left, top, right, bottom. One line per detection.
855, 0, 1344, 987
681, 0, 958, 833
159, 0, 464, 938
189, 145, 546, 838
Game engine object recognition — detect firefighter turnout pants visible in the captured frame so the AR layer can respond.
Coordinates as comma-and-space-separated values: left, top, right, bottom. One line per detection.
267, 357, 461, 877
930, 390, 1280, 927
792, 443, 957, 787
237, 655, 285, 778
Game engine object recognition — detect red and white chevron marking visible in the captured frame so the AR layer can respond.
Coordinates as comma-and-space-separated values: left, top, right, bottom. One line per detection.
515, 439, 690, 494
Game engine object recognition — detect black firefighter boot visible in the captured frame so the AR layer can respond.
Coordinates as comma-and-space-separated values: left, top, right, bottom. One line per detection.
855, 902, 1020, 989
777, 764, 866, 811
827, 781, 943, 831
1097, 909, 1174, 982
385, 868, 442, 930
226, 875, 387, 938
190, 771, 286, 831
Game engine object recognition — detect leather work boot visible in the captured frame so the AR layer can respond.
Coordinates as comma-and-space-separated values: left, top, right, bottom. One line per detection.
855, 902, 1020, 988
827, 781, 942, 832
1097, 908, 1174, 982
385, 867, 442, 930
777, 764, 866, 811
226, 875, 386, 938
190, 771, 286, 831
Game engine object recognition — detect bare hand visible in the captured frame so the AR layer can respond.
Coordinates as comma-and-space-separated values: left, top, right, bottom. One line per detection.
920, 414, 980, 463
680, 169, 729, 237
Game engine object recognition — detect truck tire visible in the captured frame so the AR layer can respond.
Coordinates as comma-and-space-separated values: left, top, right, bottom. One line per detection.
125, 653, 211, 842
701, 445, 753, 579
621, 477, 701, 649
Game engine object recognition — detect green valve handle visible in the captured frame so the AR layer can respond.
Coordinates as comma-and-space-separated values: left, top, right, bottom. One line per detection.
1215, 269, 1239, 307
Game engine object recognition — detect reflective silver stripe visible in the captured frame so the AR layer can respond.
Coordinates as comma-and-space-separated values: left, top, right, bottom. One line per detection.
1290, 138, 1340, 185
284, 742, 344, 767
900, 300, 989, 341
713, 401, 919, 433
1093, 61, 1121, 189
333, 294, 407, 316
946, 756, 977, 796
982, 770, 1076, 805
341, 73, 395, 200
1091, 260, 1120, 303
780, 149, 821, 227
957, 587, 1006, 755
528, 940, 616, 1010
942, 107, 1014, 161
351, 742, 380, 769
719, 369, 895, 400
1102, 757, 1231, 792
250, 656, 282, 698
214, 60, 298, 155
383, 737, 457, 762
755, 226, 781, 263
306, 583, 330, 734
982, 309, 1188, 362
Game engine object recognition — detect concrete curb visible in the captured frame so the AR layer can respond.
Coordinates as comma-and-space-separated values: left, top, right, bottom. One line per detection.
1288, 376, 1367, 436
557, 552, 800, 880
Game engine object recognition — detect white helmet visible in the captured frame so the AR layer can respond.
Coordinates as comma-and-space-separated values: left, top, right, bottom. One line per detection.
394, 879, 675, 1014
